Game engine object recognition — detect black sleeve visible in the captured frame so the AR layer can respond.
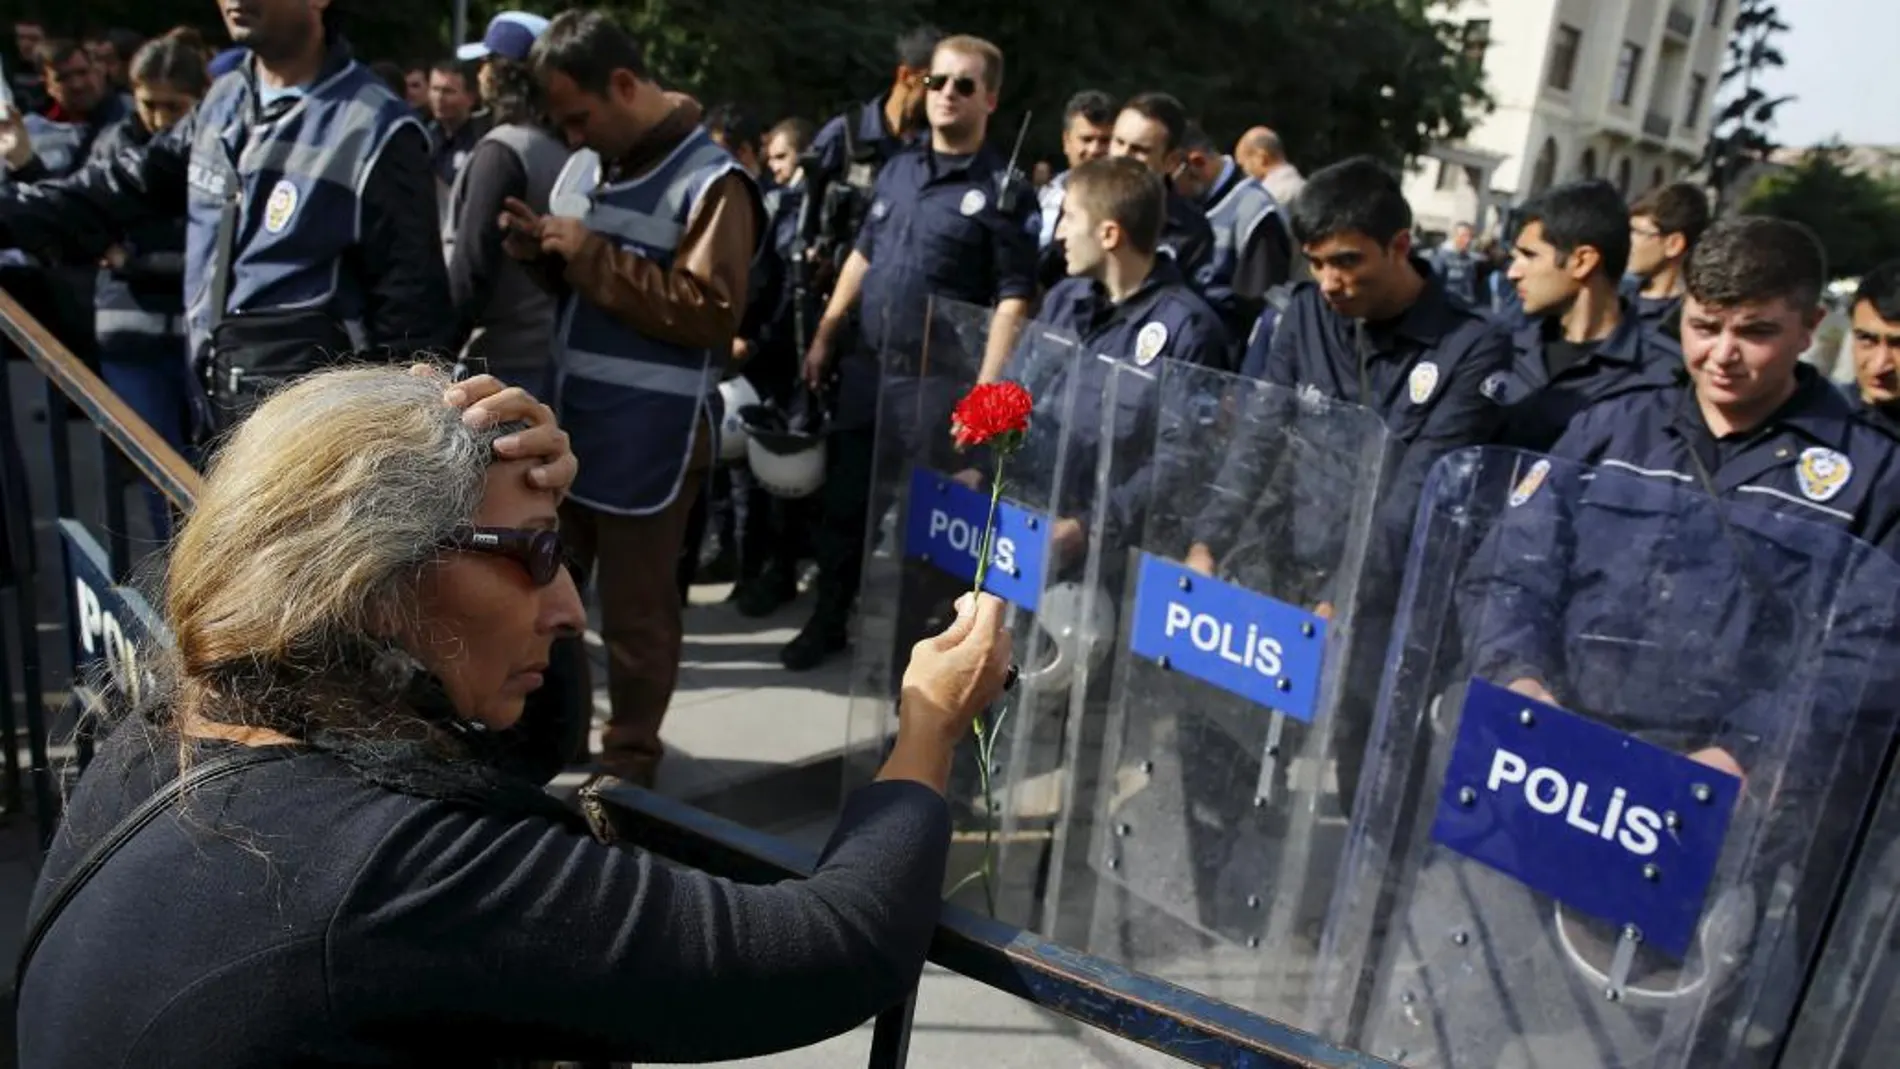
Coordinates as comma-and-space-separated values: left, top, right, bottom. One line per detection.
331, 780, 952, 1063
0, 114, 191, 263
1233, 213, 1293, 295
446, 140, 527, 351
354, 122, 455, 356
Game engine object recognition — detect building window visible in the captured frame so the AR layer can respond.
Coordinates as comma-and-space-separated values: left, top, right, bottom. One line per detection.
1581, 148, 1599, 180
1709, 0, 1725, 27
1612, 43, 1643, 106
1547, 25, 1582, 91
1685, 73, 1708, 128
1651, 165, 1667, 191
1462, 19, 1491, 67
1616, 157, 1633, 195
1531, 139, 1560, 193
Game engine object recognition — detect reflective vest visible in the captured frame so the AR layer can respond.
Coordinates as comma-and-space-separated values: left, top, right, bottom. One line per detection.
1200, 159, 1284, 293
443, 122, 569, 385
550, 128, 749, 515
182, 59, 420, 359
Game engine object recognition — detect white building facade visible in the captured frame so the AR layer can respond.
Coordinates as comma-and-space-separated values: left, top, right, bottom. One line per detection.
1404, 0, 1737, 236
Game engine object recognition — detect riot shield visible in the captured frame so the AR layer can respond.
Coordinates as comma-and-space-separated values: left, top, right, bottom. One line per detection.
1779, 707, 1900, 1069
1048, 358, 1389, 1018
840, 297, 1095, 923
1307, 446, 1900, 1069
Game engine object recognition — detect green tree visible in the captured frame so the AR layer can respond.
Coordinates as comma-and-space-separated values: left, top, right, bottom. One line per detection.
1702, 0, 1794, 214
1741, 147, 1900, 279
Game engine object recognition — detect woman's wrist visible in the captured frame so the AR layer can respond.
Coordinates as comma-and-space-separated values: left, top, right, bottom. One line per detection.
874, 694, 961, 795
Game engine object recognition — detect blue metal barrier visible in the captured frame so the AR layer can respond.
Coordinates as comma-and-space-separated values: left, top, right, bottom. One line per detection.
0, 288, 1394, 1067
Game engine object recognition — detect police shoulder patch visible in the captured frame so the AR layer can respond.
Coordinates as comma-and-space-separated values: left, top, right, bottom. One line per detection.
1134, 321, 1169, 366
1408, 360, 1441, 405
960, 189, 987, 216
1796, 446, 1853, 503
870, 198, 891, 221
1509, 458, 1552, 508
1481, 371, 1509, 402
263, 178, 299, 234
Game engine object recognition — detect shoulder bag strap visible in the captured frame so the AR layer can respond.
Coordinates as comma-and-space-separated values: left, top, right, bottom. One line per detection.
15, 745, 297, 993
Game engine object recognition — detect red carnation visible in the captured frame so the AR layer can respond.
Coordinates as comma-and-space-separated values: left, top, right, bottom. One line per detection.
952, 381, 1033, 450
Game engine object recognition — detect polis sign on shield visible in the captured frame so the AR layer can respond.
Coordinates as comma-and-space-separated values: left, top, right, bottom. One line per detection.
1431, 677, 1742, 958
901, 467, 1047, 611
1126, 553, 1328, 720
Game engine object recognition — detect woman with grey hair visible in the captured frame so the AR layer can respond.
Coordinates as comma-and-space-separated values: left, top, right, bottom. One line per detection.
18, 367, 1012, 1066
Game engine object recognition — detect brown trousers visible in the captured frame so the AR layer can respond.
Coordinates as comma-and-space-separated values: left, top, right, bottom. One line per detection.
559, 416, 712, 782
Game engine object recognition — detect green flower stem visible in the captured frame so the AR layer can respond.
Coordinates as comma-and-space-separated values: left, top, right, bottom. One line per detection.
962, 463, 1008, 917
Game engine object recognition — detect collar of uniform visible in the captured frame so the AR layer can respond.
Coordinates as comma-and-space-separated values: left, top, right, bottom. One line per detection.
1372, 256, 1465, 345
924, 142, 998, 183
1203, 157, 1242, 210
1850, 385, 1900, 438
1515, 298, 1650, 366
243, 33, 357, 117
1670, 363, 1859, 449
858, 94, 905, 147
607, 95, 703, 181
1065, 257, 1187, 334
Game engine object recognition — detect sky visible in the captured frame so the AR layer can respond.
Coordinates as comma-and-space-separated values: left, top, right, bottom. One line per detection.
1759, 0, 1900, 148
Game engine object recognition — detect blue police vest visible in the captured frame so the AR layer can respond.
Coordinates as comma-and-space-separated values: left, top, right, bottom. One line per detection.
550, 128, 748, 515
1199, 164, 1281, 294
87, 118, 190, 354
182, 62, 421, 358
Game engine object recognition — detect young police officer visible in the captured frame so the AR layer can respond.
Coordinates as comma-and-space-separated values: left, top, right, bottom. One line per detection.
1106, 92, 1214, 290
1850, 259, 1900, 435
1490, 179, 1679, 451
790, 34, 1038, 671
1550, 217, 1900, 559
1190, 156, 1511, 589
1035, 156, 1229, 566
1622, 181, 1710, 336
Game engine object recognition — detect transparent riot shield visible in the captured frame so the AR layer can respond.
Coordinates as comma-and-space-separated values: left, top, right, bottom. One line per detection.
1308, 446, 1900, 1069
840, 296, 1094, 924
1048, 358, 1388, 1018
1779, 707, 1900, 1069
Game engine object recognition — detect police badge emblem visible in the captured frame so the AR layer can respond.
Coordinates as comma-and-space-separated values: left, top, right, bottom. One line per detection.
1409, 360, 1441, 404
1796, 447, 1853, 502
263, 179, 300, 234
1509, 458, 1552, 507
1481, 371, 1509, 401
870, 199, 891, 221
1134, 322, 1169, 366
960, 189, 987, 216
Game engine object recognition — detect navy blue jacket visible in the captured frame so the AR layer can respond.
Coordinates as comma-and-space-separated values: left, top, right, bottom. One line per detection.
1548, 366, 1900, 558
1209, 263, 1513, 592
810, 95, 916, 183
1850, 388, 1900, 438
1033, 258, 1230, 548
1487, 302, 1683, 451
1618, 273, 1684, 338
835, 142, 1038, 429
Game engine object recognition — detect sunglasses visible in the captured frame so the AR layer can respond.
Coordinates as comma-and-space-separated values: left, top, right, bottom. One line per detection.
924, 73, 979, 98
440, 525, 565, 586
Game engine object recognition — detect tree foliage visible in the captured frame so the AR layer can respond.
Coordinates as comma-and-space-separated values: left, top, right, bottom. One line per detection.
35, 0, 1487, 170
1741, 147, 1900, 280
1701, 0, 1793, 213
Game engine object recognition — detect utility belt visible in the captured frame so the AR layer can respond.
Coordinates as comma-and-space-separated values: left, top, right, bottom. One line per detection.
194, 307, 355, 432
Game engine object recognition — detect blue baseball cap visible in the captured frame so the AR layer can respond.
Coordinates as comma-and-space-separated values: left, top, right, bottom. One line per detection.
457, 11, 550, 63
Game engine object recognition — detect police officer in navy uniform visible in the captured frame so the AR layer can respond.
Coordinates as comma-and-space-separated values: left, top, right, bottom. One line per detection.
1189, 156, 1511, 809
1848, 259, 1900, 437
0, 0, 452, 428
790, 33, 1039, 671
1427, 221, 1483, 308
1549, 218, 1900, 560
1173, 122, 1294, 362
1620, 181, 1710, 338
1035, 156, 1228, 566
501, 11, 763, 787
1488, 180, 1680, 452
800, 26, 940, 298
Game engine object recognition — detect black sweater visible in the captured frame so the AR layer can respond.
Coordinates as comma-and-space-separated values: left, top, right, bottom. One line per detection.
19, 726, 950, 1066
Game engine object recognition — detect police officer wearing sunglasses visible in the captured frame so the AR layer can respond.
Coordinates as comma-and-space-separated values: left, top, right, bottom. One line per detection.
790, 34, 1039, 671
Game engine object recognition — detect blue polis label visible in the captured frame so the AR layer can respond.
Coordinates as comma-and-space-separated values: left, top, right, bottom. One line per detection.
60, 520, 163, 704
1126, 553, 1328, 720
1431, 677, 1743, 959
902, 468, 1048, 612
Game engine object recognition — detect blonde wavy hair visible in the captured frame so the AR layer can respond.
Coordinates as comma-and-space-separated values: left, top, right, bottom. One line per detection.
162, 367, 516, 736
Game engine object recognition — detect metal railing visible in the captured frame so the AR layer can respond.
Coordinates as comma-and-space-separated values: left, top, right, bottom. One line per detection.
0, 289, 1391, 1067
